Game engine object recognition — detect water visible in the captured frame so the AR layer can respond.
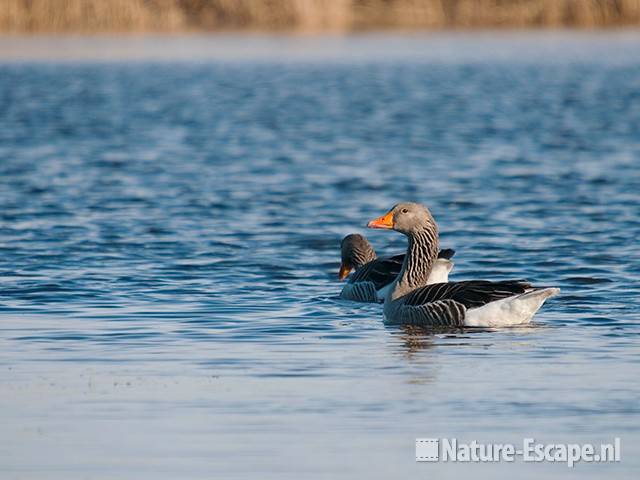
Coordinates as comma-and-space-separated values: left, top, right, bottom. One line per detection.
1, 34, 639, 479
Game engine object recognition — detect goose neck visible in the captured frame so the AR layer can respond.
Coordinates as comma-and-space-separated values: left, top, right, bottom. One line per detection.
392, 226, 439, 298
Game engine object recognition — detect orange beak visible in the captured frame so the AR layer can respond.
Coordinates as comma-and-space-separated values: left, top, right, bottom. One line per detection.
338, 263, 352, 280
367, 211, 395, 230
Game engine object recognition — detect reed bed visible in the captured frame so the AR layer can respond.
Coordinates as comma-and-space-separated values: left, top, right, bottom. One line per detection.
2, 0, 640, 32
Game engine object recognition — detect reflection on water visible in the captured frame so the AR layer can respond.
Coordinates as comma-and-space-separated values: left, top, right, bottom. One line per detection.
1, 34, 639, 479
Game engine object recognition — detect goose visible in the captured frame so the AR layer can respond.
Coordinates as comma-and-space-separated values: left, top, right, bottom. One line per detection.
367, 202, 559, 327
338, 233, 455, 303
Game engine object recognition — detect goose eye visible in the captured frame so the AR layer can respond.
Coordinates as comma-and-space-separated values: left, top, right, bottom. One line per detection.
401, 208, 409, 214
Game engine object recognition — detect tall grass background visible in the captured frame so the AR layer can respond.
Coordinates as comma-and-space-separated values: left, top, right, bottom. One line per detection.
2, 0, 640, 32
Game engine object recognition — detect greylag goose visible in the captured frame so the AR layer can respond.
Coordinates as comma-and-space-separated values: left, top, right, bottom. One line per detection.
339, 233, 455, 303
367, 203, 559, 327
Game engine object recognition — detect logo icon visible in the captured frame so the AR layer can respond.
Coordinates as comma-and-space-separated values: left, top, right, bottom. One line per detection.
416, 438, 439, 462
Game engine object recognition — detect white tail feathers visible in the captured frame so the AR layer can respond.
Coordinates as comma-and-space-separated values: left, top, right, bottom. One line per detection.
464, 287, 560, 327
427, 259, 454, 284
519, 287, 561, 301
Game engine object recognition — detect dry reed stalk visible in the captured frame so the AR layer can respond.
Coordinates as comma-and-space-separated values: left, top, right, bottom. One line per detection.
2, 0, 640, 33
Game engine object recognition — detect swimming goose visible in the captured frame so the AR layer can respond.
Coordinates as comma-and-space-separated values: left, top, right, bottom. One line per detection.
339, 233, 455, 303
367, 203, 559, 327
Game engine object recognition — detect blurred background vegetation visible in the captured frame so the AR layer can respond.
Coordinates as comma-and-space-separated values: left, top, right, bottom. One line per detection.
2, 0, 640, 32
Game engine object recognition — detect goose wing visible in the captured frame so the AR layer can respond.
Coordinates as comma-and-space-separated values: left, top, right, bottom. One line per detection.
348, 248, 455, 290
394, 280, 531, 327
348, 254, 404, 290
404, 280, 531, 309
437, 248, 456, 260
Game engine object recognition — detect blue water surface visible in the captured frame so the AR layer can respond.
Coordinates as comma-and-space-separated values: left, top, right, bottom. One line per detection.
0, 34, 639, 479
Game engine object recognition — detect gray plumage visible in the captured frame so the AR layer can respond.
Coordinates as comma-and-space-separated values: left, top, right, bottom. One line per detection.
339, 232, 455, 303
340, 234, 377, 271
369, 202, 559, 327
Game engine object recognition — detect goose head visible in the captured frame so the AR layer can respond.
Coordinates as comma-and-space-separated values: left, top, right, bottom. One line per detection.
367, 202, 437, 236
339, 233, 376, 280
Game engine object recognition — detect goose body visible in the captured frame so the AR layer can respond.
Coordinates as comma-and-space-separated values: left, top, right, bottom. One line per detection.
382, 280, 560, 327
368, 203, 559, 327
338, 234, 455, 303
